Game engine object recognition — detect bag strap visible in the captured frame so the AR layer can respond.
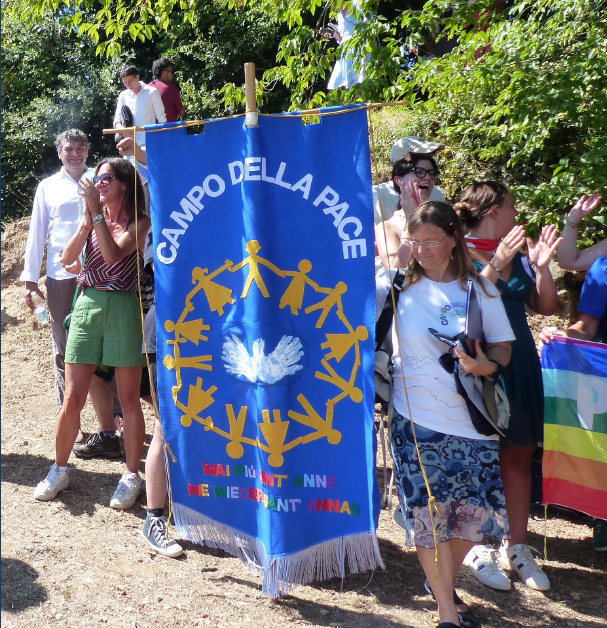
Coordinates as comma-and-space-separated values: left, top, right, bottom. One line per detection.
70, 236, 89, 308
375, 269, 407, 351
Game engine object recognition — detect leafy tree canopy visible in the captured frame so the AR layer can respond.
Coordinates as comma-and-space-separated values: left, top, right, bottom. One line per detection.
3, 0, 607, 242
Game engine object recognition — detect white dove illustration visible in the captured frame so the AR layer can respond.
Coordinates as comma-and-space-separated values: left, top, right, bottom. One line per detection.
222, 334, 304, 384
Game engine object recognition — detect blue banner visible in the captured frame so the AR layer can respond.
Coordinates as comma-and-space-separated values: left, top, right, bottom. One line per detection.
145, 107, 382, 595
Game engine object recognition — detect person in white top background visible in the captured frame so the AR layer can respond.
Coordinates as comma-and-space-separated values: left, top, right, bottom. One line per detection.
20, 129, 118, 445
113, 65, 166, 153
323, 1, 369, 90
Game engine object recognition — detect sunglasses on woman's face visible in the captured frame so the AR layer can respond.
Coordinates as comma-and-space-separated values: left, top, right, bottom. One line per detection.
93, 173, 117, 186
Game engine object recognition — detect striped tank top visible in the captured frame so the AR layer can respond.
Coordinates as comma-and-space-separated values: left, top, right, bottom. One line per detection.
77, 229, 143, 291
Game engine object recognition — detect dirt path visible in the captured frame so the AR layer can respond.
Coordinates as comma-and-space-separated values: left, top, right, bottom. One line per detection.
2, 220, 606, 628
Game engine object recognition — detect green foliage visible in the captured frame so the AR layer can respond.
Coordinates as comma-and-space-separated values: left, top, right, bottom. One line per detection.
0, 1, 283, 219
407, 0, 607, 240
1, 14, 120, 220
4, 0, 607, 245
155, 1, 287, 119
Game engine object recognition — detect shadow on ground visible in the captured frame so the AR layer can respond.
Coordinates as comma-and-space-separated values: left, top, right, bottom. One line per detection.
1, 558, 47, 612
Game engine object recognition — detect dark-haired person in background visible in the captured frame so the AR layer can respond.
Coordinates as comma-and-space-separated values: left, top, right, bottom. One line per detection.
149, 57, 185, 123
375, 150, 441, 271
373, 136, 446, 228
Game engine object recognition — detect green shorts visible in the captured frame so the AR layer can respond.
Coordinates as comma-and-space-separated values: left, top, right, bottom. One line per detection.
65, 287, 146, 368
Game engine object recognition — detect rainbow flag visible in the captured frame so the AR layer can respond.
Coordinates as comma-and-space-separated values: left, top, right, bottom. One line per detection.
541, 337, 607, 519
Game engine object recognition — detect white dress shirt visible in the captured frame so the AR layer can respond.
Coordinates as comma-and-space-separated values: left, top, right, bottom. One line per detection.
114, 82, 167, 148
20, 167, 87, 283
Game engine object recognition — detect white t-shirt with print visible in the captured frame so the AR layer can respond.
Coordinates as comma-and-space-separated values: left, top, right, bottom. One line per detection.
380, 276, 515, 440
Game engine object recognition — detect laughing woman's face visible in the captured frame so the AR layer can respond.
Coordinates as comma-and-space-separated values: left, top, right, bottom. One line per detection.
395, 158, 437, 205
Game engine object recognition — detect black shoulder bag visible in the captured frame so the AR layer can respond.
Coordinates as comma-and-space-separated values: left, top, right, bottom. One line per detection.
374, 269, 407, 405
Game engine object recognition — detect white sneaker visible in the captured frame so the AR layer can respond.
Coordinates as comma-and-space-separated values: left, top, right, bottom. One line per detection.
464, 545, 511, 590
110, 472, 142, 510
34, 463, 70, 501
499, 543, 551, 591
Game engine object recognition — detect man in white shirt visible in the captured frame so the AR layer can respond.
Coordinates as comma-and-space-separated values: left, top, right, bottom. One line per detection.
113, 65, 165, 211
373, 136, 447, 226
21, 129, 119, 453
113, 65, 167, 151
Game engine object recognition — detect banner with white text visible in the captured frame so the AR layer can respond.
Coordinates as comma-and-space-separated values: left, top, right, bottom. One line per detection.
145, 107, 383, 596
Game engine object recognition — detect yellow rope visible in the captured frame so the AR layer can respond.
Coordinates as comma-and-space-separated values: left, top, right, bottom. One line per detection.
544, 504, 548, 560
367, 112, 441, 576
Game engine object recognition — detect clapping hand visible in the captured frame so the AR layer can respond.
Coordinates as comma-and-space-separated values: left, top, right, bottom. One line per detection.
527, 224, 563, 269
567, 194, 602, 226
398, 176, 429, 215
492, 225, 526, 268
78, 177, 101, 224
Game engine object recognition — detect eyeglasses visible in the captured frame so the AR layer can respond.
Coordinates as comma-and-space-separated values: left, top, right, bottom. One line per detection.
407, 166, 438, 180
93, 173, 117, 186
402, 235, 449, 249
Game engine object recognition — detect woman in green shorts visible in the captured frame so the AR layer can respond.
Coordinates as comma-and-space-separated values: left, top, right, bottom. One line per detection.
35, 157, 151, 509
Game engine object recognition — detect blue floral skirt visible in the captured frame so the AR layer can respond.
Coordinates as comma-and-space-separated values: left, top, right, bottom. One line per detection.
391, 412, 509, 549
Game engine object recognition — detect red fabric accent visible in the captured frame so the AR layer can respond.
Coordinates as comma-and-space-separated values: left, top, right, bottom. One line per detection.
464, 236, 499, 251
149, 80, 185, 123
543, 477, 607, 519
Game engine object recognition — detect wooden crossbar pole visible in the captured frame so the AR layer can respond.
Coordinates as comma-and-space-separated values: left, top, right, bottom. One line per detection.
244, 62, 259, 128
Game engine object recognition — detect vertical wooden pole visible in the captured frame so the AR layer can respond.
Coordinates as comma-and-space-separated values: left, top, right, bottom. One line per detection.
244, 62, 259, 127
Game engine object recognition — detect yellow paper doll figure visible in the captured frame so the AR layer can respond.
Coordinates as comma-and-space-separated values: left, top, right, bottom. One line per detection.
181, 377, 218, 428
192, 261, 235, 316
305, 281, 348, 328
315, 358, 362, 403
321, 325, 369, 362
288, 394, 342, 445
230, 240, 284, 298
279, 260, 320, 315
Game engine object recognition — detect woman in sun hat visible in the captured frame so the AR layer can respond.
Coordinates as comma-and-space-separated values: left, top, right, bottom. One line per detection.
373, 136, 447, 227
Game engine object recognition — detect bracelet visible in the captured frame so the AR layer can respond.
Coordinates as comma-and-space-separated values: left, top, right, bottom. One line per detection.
92, 213, 105, 226
488, 258, 502, 273
80, 223, 92, 232
566, 219, 580, 229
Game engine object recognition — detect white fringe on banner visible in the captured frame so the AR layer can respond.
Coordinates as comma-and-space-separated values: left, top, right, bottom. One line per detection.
173, 502, 385, 598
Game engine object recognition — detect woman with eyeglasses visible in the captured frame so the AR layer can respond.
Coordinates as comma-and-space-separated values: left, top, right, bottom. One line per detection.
455, 182, 561, 593
375, 152, 439, 271
35, 158, 151, 510
379, 201, 514, 628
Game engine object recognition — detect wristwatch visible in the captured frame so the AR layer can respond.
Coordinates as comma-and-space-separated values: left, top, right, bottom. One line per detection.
92, 213, 105, 226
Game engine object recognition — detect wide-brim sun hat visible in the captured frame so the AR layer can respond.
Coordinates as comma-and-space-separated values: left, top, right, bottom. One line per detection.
390, 136, 446, 163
